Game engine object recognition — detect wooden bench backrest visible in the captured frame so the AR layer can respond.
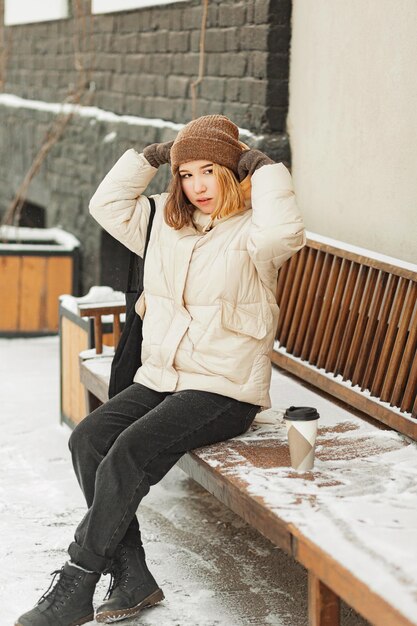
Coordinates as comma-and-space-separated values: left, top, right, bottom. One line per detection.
273, 234, 417, 440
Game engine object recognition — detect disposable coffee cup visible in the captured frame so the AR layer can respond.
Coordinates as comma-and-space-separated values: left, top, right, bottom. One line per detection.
284, 406, 320, 471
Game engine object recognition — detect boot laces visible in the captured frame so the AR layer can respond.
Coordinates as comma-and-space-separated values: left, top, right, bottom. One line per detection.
37, 567, 81, 607
104, 546, 129, 600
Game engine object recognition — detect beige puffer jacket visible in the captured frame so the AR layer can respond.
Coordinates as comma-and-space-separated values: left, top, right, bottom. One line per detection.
89, 149, 305, 409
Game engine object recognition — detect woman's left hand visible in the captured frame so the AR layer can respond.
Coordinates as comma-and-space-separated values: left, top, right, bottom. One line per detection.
238, 149, 274, 181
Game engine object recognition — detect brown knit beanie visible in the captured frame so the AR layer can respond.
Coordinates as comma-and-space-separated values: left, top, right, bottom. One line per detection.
170, 114, 242, 175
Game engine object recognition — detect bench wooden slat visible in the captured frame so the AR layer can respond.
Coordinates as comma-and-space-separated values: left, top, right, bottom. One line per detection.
277, 245, 308, 344
343, 267, 378, 383
324, 261, 360, 373
93, 316, 103, 354
293, 249, 325, 357
113, 313, 121, 348
351, 270, 388, 387
308, 255, 342, 364
372, 277, 409, 398
275, 251, 296, 310
315, 256, 348, 369
300, 252, 333, 362
335, 263, 369, 378
362, 273, 399, 392
401, 328, 417, 415
286, 247, 317, 354
382, 281, 417, 405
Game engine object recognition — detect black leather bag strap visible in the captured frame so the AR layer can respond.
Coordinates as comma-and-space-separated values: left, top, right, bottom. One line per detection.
126, 196, 156, 294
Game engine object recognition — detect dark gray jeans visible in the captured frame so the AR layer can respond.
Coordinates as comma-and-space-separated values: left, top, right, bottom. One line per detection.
68, 383, 259, 572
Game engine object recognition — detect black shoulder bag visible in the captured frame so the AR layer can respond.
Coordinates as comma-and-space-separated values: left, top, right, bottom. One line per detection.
108, 196, 156, 398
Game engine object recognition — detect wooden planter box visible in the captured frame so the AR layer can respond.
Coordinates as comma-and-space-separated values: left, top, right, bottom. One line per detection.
59, 288, 124, 428
0, 226, 80, 336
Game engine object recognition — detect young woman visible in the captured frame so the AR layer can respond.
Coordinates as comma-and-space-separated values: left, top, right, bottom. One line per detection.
16, 114, 305, 626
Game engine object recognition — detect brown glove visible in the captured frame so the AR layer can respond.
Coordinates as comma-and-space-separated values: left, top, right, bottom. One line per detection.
237, 149, 274, 181
143, 140, 174, 168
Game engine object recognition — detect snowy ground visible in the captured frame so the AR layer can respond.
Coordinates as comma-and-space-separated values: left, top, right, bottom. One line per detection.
0, 337, 369, 625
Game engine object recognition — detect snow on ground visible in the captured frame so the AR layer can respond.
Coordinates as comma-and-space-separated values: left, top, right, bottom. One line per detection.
0, 337, 369, 625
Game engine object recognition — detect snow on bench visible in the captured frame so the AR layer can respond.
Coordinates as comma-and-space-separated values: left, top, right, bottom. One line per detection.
177, 365, 417, 626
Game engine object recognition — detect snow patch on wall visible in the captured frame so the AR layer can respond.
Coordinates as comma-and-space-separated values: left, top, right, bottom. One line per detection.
0, 93, 260, 140
103, 131, 117, 143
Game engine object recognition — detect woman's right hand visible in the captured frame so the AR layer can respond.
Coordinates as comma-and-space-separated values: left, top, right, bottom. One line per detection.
143, 141, 174, 168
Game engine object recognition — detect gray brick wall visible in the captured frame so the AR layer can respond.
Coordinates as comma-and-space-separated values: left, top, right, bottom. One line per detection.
3, 0, 291, 134
0, 0, 292, 291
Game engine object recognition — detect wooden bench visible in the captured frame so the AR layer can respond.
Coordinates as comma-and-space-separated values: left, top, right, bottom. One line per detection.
59, 293, 125, 427
76, 232, 417, 626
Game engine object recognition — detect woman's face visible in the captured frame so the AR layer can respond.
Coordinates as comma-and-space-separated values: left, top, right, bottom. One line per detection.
179, 160, 219, 214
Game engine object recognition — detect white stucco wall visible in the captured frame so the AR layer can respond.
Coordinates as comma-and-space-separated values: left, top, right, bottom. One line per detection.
288, 0, 417, 263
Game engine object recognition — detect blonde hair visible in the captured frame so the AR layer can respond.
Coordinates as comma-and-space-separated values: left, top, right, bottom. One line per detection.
164, 163, 246, 230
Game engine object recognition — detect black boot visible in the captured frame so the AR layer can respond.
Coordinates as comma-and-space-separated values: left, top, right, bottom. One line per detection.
15, 561, 100, 626
95, 542, 164, 623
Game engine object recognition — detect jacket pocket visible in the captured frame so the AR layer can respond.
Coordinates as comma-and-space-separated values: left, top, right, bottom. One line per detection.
220, 299, 268, 340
